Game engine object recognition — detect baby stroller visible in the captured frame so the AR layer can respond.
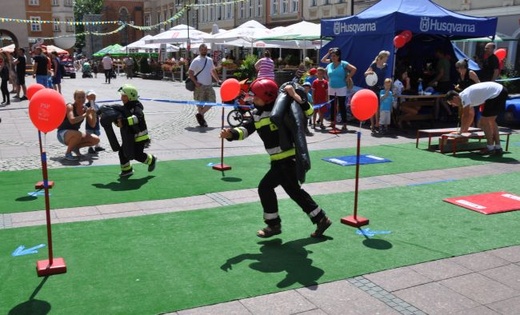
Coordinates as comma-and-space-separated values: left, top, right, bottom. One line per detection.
226, 79, 253, 127
82, 62, 93, 78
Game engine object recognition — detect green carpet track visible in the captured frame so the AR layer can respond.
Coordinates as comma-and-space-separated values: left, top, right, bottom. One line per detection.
1, 172, 519, 314
1, 137, 519, 214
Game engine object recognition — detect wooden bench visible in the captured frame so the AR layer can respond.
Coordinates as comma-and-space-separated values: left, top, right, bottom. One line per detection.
397, 99, 435, 126
397, 94, 445, 128
438, 130, 512, 155
416, 127, 482, 150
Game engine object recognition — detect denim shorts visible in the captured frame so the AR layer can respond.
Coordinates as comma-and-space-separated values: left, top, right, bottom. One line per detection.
57, 129, 69, 145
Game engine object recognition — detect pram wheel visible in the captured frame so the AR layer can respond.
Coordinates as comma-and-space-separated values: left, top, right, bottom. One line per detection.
227, 108, 252, 127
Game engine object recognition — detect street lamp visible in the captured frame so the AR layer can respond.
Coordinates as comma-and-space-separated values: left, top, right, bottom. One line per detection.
186, 1, 192, 60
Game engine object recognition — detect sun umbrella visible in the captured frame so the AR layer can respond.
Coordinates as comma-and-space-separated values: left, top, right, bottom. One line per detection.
42, 44, 69, 55
145, 24, 210, 45
93, 44, 125, 57
0, 43, 15, 53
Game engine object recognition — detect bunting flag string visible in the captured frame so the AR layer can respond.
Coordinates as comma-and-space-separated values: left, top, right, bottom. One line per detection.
0, 0, 246, 29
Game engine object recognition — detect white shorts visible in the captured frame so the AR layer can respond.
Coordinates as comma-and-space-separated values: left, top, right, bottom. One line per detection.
328, 86, 348, 97
379, 110, 391, 125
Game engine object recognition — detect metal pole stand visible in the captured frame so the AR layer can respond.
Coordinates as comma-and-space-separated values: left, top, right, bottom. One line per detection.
341, 131, 370, 227
35, 132, 67, 276
213, 104, 232, 173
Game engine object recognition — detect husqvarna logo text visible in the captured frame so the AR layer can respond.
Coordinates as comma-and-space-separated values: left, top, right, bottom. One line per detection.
333, 21, 377, 35
419, 17, 476, 34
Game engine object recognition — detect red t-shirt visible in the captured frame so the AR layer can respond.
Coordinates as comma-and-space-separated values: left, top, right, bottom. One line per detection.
312, 78, 329, 107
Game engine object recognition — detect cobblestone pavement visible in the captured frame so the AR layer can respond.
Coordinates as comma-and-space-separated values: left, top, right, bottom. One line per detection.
0, 74, 415, 171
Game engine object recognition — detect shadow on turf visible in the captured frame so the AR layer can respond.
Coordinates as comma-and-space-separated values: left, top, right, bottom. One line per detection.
92, 175, 155, 191
220, 176, 242, 182
9, 276, 51, 315
220, 236, 332, 288
450, 152, 519, 164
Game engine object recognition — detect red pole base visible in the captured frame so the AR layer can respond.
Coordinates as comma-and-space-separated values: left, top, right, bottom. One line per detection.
35, 181, 54, 190
36, 258, 67, 277
328, 128, 342, 134
212, 164, 232, 171
341, 215, 369, 227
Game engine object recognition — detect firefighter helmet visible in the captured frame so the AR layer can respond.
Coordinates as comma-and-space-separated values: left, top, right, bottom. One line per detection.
118, 84, 139, 101
249, 78, 278, 104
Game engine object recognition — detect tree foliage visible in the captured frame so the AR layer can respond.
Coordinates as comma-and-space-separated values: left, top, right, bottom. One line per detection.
73, 0, 104, 49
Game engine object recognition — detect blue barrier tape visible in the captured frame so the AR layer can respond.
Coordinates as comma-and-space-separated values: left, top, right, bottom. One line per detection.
496, 77, 520, 82
96, 98, 237, 107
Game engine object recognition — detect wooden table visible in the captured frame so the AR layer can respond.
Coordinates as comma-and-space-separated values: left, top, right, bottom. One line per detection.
397, 94, 446, 126
416, 127, 481, 149
439, 130, 512, 155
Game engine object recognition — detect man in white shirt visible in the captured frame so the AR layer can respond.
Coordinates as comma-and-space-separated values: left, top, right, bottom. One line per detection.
101, 53, 114, 84
445, 82, 508, 156
188, 44, 221, 127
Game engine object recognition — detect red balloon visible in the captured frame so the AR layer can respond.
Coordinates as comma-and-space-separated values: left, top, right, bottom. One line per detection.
220, 78, 241, 102
400, 30, 413, 43
26, 83, 45, 100
495, 48, 507, 61
393, 35, 406, 49
29, 89, 67, 133
350, 89, 378, 121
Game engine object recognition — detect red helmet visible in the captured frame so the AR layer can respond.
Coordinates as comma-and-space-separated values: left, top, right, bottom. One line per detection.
249, 78, 278, 103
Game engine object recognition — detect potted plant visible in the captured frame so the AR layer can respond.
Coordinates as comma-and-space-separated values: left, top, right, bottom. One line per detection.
233, 54, 258, 80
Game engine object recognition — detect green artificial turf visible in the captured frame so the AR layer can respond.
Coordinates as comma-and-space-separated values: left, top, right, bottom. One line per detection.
1, 137, 519, 214
1, 172, 519, 314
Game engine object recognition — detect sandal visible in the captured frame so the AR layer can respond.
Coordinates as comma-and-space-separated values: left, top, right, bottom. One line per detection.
311, 216, 332, 238
257, 225, 281, 238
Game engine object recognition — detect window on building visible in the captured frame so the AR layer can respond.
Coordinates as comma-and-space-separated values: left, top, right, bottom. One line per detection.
52, 0, 59, 6
29, 0, 39, 5
291, 0, 299, 12
65, 17, 74, 32
53, 18, 60, 31
272, 0, 278, 15
170, 8, 174, 27
145, 14, 151, 26
239, 2, 244, 19
210, 1, 215, 21
217, 2, 222, 20
256, 0, 263, 17
311, 0, 317, 6
249, 2, 254, 18
30, 17, 41, 32
226, 3, 232, 20
281, 0, 287, 14
64, 0, 72, 6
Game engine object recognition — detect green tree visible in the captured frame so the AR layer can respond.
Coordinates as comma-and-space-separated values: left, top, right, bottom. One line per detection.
73, 0, 103, 50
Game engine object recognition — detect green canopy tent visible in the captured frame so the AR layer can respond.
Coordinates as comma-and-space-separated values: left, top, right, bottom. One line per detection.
93, 44, 125, 57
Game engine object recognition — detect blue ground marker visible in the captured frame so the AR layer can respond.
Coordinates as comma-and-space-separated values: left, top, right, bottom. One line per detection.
356, 228, 392, 237
12, 244, 46, 257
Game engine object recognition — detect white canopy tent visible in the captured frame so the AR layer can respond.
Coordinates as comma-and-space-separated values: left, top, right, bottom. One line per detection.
258, 21, 322, 41
145, 24, 210, 46
122, 35, 179, 54
205, 20, 275, 47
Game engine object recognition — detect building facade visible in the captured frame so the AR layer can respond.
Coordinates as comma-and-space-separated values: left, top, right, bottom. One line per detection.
1, 1, 519, 68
